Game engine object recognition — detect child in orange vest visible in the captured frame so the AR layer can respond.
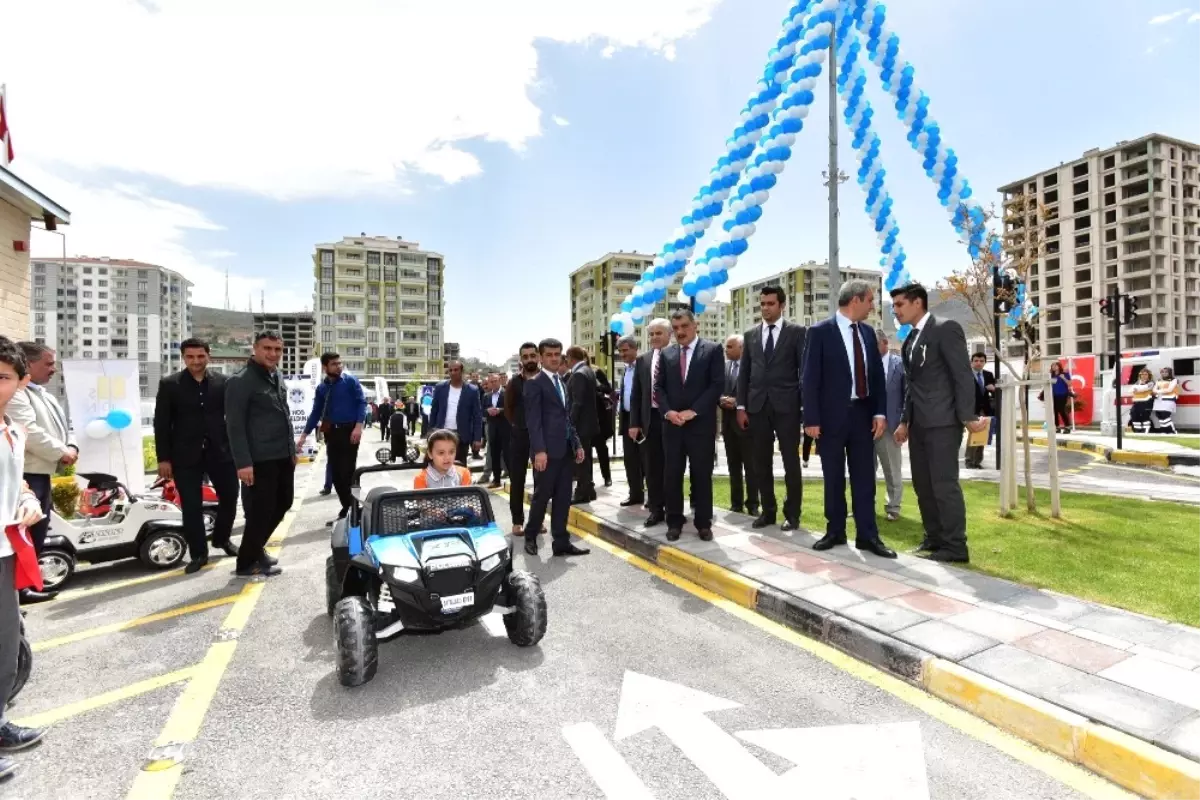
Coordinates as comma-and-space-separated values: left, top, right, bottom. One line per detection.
414, 429, 471, 489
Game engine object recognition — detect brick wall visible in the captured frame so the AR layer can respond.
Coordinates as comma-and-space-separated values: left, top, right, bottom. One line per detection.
0, 201, 31, 339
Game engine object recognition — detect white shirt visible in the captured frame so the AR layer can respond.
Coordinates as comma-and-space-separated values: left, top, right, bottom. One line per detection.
490, 390, 500, 408
444, 385, 463, 430
908, 311, 931, 353
0, 416, 27, 557
759, 320, 780, 353
622, 363, 635, 412
835, 311, 870, 401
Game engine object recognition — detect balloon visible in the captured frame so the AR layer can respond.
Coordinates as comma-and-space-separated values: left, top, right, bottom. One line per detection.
694, 302, 707, 314
105, 409, 134, 430
86, 419, 113, 439
697, 288, 715, 305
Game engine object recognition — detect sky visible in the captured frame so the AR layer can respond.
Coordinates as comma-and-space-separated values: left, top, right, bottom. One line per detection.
4, 0, 1199, 363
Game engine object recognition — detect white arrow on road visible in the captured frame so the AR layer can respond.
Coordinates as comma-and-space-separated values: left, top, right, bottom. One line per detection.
737, 720, 931, 800
612, 671, 778, 800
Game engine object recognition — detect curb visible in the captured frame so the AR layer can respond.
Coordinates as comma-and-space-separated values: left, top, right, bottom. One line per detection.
1021, 435, 1199, 468
551, 498, 1200, 799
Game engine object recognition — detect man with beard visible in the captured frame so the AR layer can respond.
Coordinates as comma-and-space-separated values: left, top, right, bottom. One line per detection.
628, 318, 671, 527
504, 343, 540, 536
615, 335, 643, 507
297, 352, 366, 526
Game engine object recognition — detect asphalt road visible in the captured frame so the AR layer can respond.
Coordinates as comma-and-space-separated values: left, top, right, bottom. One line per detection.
9, 446, 1135, 800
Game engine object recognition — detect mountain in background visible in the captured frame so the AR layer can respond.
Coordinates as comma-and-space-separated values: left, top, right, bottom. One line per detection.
192, 305, 255, 348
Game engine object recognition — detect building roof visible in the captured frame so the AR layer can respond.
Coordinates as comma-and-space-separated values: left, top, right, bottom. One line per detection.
572, 251, 656, 275
0, 165, 70, 226
33, 256, 161, 268
997, 132, 1200, 193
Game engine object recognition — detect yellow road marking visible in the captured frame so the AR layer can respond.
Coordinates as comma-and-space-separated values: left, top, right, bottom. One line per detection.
13, 666, 198, 729
52, 561, 221, 602
565, 524, 1136, 799
33, 593, 242, 652
124, 458, 321, 800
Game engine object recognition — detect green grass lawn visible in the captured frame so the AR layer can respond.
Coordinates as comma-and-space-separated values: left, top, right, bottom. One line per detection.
701, 477, 1200, 625
1128, 434, 1200, 451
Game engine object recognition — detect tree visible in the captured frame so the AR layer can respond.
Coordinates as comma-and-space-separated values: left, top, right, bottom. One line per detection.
938, 193, 1051, 512
403, 380, 421, 399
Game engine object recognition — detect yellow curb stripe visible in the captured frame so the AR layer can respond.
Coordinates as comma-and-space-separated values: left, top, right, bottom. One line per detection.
52, 561, 221, 602
13, 666, 198, 729
1078, 725, 1200, 800
32, 594, 241, 652
656, 546, 761, 609
1111, 451, 1170, 468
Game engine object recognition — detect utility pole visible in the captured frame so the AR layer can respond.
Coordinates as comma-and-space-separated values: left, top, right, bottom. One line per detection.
993, 267, 1002, 471
822, 30, 847, 317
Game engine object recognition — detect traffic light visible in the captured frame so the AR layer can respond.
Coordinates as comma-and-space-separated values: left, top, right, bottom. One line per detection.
994, 271, 1016, 314
1099, 295, 1116, 318
1121, 294, 1139, 324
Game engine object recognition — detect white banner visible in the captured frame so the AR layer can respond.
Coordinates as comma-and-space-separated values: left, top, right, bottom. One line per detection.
61, 359, 146, 492
286, 378, 317, 457
373, 376, 389, 402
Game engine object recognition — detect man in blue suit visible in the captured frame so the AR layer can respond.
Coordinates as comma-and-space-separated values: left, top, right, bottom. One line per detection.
654, 309, 726, 542
874, 329, 906, 522
428, 361, 483, 465
522, 338, 589, 557
802, 280, 897, 558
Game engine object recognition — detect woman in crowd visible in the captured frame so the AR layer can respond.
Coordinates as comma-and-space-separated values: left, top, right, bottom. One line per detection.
1153, 367, 1180, 434
1047, 362, 1074, 434
1129, 368, 1155, 434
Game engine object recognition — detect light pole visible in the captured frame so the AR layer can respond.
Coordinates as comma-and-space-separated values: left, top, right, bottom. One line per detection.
823, 29, 848, 316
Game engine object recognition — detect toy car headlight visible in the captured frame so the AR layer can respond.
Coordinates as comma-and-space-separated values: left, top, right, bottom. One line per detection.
385, 565, 420, 584
479, 554, 502, 572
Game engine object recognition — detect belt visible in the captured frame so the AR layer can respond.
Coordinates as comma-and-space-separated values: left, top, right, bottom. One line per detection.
329, 421, 358, 429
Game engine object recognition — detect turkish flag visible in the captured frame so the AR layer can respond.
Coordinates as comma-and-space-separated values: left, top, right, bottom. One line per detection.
5, 525, 44, 592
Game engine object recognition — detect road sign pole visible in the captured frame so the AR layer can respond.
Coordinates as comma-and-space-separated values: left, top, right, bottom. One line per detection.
1114, 294, 1123, 451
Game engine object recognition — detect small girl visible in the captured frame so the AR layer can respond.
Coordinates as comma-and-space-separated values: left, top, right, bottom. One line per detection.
1129, 368, 1155, 434
414, 429, 472, 489
1153, 368, 1181, 434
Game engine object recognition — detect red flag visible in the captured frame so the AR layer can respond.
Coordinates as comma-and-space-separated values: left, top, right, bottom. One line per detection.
6, 525, 44, 592
0, 84, 13, 166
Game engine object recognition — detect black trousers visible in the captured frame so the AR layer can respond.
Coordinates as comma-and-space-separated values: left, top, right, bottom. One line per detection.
750, 404, 802, 520
408, 415, 418, 435
641, 414, 665, 514
723, 423, 759, 511
379, 414, 392, 440
1052, 395, 1071, 429
507, 429, 531, 525
574, 432, 595, 497
909, 422, 967, 556
620, 410, 644, 502
239, 457, 295, 570
525, 455, 573, 549
484, 421, 509, 482
803, 432, 815, 462
817, 402, 880, 542
663, 422, 716, 530
174, 451, 239, 559
324, 424, 360, 518
23, 473, 52, 554
592, 435, 611, 484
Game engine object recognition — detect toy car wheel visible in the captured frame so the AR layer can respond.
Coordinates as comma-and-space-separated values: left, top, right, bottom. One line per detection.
502, 570, 547, 647
8, 633, 31, 707
202, 509, 217, 538
38, 548, 75, 592
325, 556, 339, 618
139, 529, 188, 570
333, 596, 378, 687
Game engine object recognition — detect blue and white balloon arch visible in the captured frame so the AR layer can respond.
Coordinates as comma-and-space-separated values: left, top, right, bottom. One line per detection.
610, 0, 1010, 342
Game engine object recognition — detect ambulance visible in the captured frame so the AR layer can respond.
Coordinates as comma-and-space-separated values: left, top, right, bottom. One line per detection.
1099, 347, 1199, 432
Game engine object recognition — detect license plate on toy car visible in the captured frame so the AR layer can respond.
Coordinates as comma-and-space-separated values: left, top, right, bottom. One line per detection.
440, 592, 474, 612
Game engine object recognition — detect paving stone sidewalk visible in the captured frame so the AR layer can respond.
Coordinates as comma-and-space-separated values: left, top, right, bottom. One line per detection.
571, 472, 1200, 764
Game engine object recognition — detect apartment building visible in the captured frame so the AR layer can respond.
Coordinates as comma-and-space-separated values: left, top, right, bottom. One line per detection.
442, 342, 460, 373
312, 235, 446, 380
570, 251, 729, 373
253, 311, 315, 377
1000, 133, 1200, 361
29, 256, 193, 400
3, 167, 70, 338
726, 260, 884, 334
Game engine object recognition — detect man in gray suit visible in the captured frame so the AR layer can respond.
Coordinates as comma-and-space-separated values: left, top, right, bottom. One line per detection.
736, 285, 806, 530
891, 283, 988, 563
628, 320, 671, 527
873, 329, 905, 522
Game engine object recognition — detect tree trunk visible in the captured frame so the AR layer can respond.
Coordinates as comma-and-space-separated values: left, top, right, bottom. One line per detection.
1021, 363, 1037, 512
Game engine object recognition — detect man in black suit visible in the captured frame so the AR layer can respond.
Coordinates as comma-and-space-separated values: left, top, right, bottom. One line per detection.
654, 309, 725, 542
721, 334, 759, 515
736, 285, 806, 530
802, 280, 897, 559
154, 338, 240, 573
965, 352, 996, 469
480, 374, 510, 488
615, 335, 644, 507
565, 346, 600, 503
892, 283, 988, 563
505, 343, 540, 534
405, 396, 420, 435
523, 338, 589, 557
628, 319, 672, 527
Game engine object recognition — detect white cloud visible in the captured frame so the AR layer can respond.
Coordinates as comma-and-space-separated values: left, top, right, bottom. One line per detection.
1190, 11, 1200, 21
601, 44, 618, 58
3, 0, 720, 201
551, 115, 570, 127
1148, 8, 1190, 24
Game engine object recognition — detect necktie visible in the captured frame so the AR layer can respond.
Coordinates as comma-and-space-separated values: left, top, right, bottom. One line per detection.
976, 372, 984, 390
851, 323, 868, 399
553, 374, 566, 407
764, 324, 776, 361
651, 351, 660, 409
680, 344, 689, 381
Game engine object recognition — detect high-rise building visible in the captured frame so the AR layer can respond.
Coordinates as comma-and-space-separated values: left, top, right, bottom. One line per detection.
1000, 133, 1200, 361
726, 261, 884, 334
3, 167, 70, 337
442, 342, 460, 373
312, 235, 445, 380
29, 256, 192, 399
253, 311, 315, 377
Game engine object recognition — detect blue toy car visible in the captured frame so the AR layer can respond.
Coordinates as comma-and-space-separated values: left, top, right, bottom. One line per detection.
326, 460, 547, 687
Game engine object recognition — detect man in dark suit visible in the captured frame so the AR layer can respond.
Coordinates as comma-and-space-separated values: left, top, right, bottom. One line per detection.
965, 352, 996, 469
891, 282, 988, 563
428, 361, 483, 464
405, 396, 420, 434
523, 338, 589, 557
480, 374, 510, 488
736, 285, 806, 530
721, 334, 759, 515
505, 343, 540, 534
154, 338, 240, 573
874, 329, 906, 521
565, 346, 600, 503
802, 280, 897, 559
654, 309, 725, 542
615, 335, 644, 507
627, 319, 671, 527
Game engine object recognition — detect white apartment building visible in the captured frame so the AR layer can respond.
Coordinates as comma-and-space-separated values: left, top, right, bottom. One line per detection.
726, 260, 884, 334
253, 311, 315, 377
1000, 133, 1200, 361
312, 235, 446, 380
29, 256, 192, 400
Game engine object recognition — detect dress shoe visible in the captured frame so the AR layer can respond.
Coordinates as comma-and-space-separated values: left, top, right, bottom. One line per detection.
751, 514, 776, 529
604, 480, 613, 488
571, 496, 591, 506
620, 497, 644, 507
885, 511, 900, 522
0, 756, 15, 779
915, 539, 936, 552
589, 488, 599, 500
261, 552, 279, 566
697, 528, 714, 541
212, 540, 239, 558
553, 543, 591, 557
746, 506, 760, 517
643, 512, 665, 528
780, 516, 800, 532
812, 534, 847, 551
184, 557, 208, 575
729, 505, 744, 514
665, 528, 682, 542
17, 589, 57, 605
319, 488, 332, 496
926, 549, 969, 564
856, 539, 898, 559
0, 722, 44, 752
488, 481, 502, 489
236, 561, 282, 578
523, 539, 539, 556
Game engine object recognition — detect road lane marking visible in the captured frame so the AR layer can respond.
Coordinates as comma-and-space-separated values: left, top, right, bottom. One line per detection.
125, 458, 320, 800
13, 666, 198, 729
51, 561, 223, 602
562, 722, 655, 800
32, 593, 243, 652
565, 524, 1136, 800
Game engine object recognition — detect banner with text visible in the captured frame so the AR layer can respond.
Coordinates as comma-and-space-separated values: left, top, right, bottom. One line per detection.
62, 359, 145, 492
286, 378, 317, 458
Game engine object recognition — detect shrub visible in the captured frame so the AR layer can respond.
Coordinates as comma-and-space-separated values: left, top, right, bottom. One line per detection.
50, 476, 80, 518
142, 436, 156, 473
